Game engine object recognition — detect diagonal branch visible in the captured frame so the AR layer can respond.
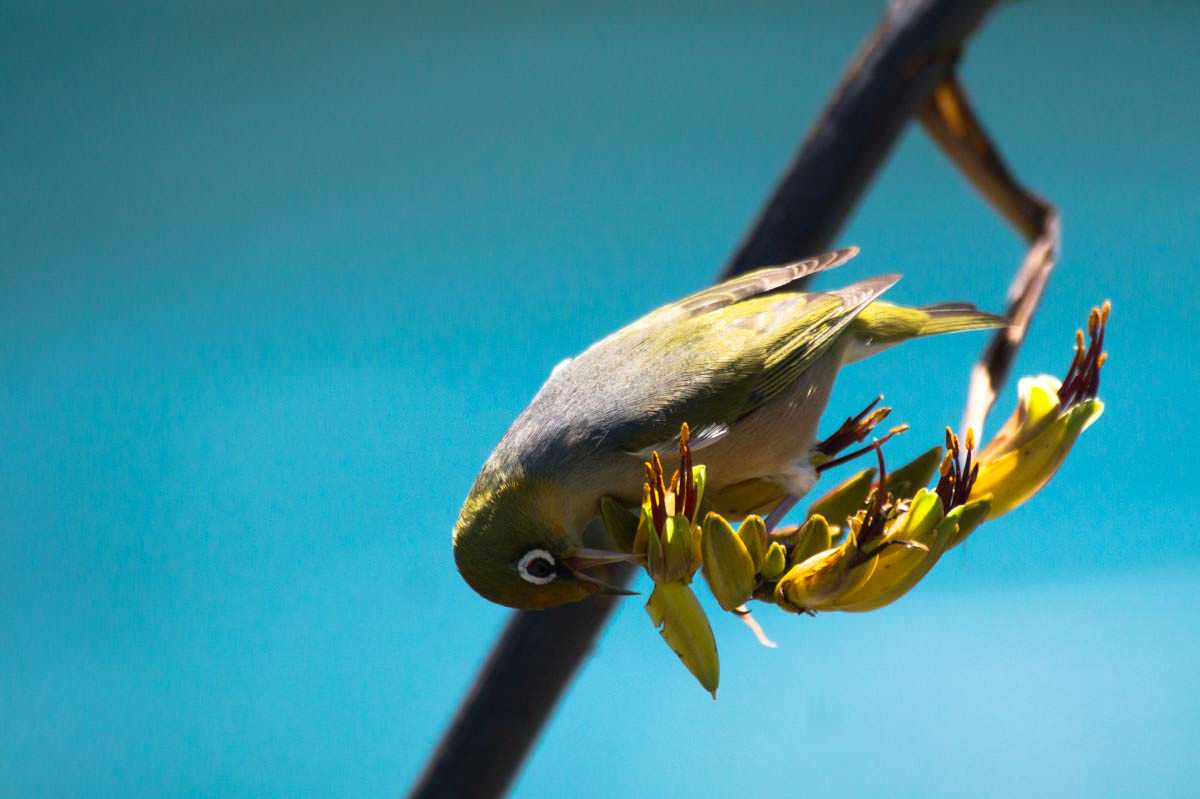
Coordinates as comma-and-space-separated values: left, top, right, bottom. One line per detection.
918, 75, 1061, 440
407, 575, 634, 798
722, 0, 1002, 278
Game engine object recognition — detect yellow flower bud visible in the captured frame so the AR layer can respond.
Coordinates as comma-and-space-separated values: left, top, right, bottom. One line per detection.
970, 396, 1102, 518
835, 489, 948, 612
774, 528, 877, 612
967, 301, 1108, 520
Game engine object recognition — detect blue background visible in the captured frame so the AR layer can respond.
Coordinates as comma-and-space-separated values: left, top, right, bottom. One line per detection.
3, 2, 1197, 796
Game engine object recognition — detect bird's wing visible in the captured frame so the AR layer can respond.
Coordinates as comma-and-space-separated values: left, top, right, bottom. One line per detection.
661, 247, 859, 321
598, 272, 900, 456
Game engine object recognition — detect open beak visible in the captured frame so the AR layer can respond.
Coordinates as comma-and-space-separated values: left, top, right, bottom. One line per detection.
564, 548, 641, 596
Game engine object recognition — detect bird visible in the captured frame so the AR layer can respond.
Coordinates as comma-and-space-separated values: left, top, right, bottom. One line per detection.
453, 247, 1004, 610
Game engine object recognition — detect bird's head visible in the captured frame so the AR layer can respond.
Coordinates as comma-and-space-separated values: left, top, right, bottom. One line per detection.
453, 470, 636, 610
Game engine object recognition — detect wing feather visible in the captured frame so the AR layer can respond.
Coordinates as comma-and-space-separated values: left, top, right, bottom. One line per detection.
603, 272, 900, 456
668, 247, 859, 319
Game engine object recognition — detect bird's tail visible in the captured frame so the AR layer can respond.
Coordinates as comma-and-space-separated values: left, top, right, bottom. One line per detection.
842, 301, 1006, 363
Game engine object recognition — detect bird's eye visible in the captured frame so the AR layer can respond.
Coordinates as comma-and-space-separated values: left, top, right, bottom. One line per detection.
517, 548, 557, 585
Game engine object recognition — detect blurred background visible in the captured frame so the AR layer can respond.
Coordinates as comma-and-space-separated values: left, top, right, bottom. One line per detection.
3, 1, 1198, 796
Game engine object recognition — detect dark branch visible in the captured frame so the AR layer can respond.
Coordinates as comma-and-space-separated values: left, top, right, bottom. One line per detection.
408, 569, 633, 799
917, 75, 1060, 439
723, 0, 1001, 278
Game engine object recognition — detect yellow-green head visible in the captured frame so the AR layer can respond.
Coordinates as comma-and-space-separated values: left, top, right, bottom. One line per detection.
454, 466, 636, 609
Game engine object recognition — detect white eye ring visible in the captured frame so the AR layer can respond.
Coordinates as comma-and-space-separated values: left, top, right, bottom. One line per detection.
517, 548, 557, 585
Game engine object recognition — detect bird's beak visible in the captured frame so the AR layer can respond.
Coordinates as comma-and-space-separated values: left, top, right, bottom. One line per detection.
564, 548, 641, 596
565, 548, 641, 569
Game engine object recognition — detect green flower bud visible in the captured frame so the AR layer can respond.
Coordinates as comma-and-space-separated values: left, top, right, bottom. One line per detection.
700, 513, 756, 611
737, 515, 767, 571
690, 464, 708, 518
662, 514, 699, 583
789, 514, 833, 566
760, 542, 788, 581
600, 495, 638, 553
646, 582, 719, 698
644, 516, 665, 582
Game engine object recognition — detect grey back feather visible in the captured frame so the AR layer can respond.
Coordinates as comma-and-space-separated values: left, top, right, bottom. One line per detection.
490, 249, 892, 479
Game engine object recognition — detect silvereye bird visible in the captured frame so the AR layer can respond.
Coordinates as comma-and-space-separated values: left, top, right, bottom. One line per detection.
454, 247, 1003, 609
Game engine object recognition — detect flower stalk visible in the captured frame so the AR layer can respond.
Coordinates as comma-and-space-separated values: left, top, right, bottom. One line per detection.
602, 303, 1109, 696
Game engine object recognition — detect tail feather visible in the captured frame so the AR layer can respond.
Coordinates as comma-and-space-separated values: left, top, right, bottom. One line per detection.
842, 301, 1006, 363
920, 301, 986, 315
913, 302, 1007, 336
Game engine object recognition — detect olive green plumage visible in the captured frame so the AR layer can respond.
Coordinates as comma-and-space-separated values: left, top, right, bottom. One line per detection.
454, 247, 1004, 609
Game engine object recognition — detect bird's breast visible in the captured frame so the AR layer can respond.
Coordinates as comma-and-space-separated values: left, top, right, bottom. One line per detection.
690, 348, 841, 498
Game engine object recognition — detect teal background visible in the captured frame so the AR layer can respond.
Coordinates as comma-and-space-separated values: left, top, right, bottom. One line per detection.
3, 2, 1198, 796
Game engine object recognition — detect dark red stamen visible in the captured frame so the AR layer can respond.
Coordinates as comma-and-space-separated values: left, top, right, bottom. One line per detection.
678, 423, 697, 521
645, 453, 668, 532
936, 426, 979, 512
645, 422, 700, 529
817, 423, 909, 474
856, 442, 893, 551
1058, 301, 1110, 406
816, 395, 890, 457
